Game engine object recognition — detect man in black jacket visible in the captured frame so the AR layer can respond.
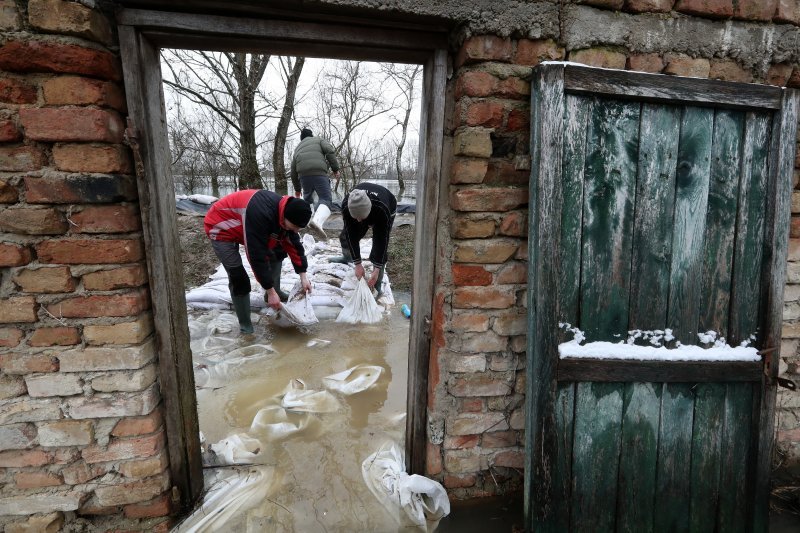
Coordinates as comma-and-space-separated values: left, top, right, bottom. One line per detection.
329, 182, 396, 294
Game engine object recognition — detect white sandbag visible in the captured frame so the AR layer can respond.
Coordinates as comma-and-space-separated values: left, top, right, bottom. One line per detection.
187, 193, 218, 205
193, 347, 274, 388
250, 406, 311, 441
308, 293, 346, 308
322, 365, 383, 395
173, 466, 275, 533
313, 305, 343, 320
336, 278, 384, 324
266, 287, 319, 328
306, 338, 331, 348
280, 379, 340, 413
362, 442, 450, 532
209, 433, 262, 465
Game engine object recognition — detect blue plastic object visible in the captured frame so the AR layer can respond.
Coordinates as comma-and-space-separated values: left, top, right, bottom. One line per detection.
401, 304, 411, 318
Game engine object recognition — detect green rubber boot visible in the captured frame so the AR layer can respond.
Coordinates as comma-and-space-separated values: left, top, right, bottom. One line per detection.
374, 266, 385, 299
328, 249, 353, 264
270, 262, 288, 302
230, 292, 254, 334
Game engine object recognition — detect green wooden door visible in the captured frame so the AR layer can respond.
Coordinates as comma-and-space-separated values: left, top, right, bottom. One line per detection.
526, 65, 799, 532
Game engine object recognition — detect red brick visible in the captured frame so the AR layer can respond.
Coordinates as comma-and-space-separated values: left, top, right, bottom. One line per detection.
13, 266, 75, 293
450, 376, 513, 397
461, 398, 484, 412
456, 36, 513, 67
775, 0, 800, 25
493, 450, 524, 468
569, 48, 627, 69
0, 296, 37, 323
0, 77, 37, 104
733, 0, 778, 21
583, 0, 624, 7
82, 430, 165, 463
426, 442, 442, 476
0, 118, 21, 142
29, 327, 80, 347
53, 143, 132, 174
0, 207, 67, 235
450, 158, 488, 184
29, 0, 113, 45
455, 71, 497, 100
451, 187, 528, 212
450, 313, 490, 332
484, 159, 529, 186
0, 449, 51, 468
788, 68, 800, 90
123, 493, 171, 519
43, 76, 125, 110
112, 410, 163, 437
20, 107, 124, 143
496, 262, 527, 284
499, 211, 526, 237
0, 242, 30, 267
0, 40, 121, 81
0, 0, 21, 30
482, 430, 518, 448
444, 435, 480, 449
625, 0, 674, 12
62, 461, 109, 485
664, 55, 711, 78
45, 289, 150, 319
70, 205, 141, 234
451, 216, 496, 239
36, 238, 144, 264
0, 178, 18, 203
709, 60, 753, 83
24, 175, 138, 204
15, 471, 63, 489
444, 474, 476, 488
627, 53, 665, 73
513, 39, 564, 66
0, 353, 58, 374
495, 77, 530, 99
506, 107, 529, 132
453, 286, 516, 308
0, 327, 24, 348
675, 0, 733, 18
0, 145, 46, 172
460, 99, 504, 128
766, 63, 794, 86
792, 216, 800, 238
83, 265, 148, 290
452, 264, 492, 286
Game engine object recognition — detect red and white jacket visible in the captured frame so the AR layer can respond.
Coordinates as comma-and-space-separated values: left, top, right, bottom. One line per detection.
204, 190, 307, 291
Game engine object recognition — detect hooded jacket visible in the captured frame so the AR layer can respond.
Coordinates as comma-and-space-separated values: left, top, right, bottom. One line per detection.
204, 190, 307, 291
290, 136, 340, 192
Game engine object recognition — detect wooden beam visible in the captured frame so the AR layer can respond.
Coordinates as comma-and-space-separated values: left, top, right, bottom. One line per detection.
751, 87, 799, 531
118, 8, 447, 52
525, 63, 566, 529
117, 26, 204, 510
557, 360, 763, 383
563, 65, 782, 110
405, 48, 447, 476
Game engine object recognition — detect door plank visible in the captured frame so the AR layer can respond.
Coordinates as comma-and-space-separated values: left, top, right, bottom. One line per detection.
688, 383, 726, 532
580, 98, 640, 342
717, 383, 754, 533
667, 107, 714, 344
699, 110, 744, 338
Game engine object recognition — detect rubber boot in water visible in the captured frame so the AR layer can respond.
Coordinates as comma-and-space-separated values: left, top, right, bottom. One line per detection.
270, 262, 289, 302
307, 204, 330, 241
230, 291, 254, 334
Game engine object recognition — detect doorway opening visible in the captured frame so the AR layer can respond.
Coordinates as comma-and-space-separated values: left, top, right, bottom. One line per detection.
116, 5, 447, 525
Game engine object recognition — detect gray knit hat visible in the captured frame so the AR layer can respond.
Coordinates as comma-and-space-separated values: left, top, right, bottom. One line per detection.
347, 189, 371, 220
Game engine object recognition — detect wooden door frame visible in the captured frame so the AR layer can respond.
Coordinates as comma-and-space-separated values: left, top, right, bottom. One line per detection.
525, 63, 799, 530
116, 7, 448, 509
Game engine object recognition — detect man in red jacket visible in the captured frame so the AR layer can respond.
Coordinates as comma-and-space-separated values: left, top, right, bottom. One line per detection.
204, 190, 313, 333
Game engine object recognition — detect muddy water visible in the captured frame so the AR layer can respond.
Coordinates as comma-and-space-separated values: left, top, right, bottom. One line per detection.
188, 296, 413, 532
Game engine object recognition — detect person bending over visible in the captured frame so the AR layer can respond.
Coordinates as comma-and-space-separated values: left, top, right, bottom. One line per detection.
204, 190, 313, 333
329, 182, 396, 295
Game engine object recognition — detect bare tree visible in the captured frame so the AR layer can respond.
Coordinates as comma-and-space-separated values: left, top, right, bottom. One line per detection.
272, 56, 305, 194
382, 63, 421, 193
162, 50, 273, 190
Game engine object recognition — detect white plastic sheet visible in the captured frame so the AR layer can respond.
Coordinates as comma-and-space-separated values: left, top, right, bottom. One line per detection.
322, 365, 383, 395
362, 442, 450, 531
336, 278, 385, 324
173, 466, 275, 533
250, 406, 312, 441
266, 286, 319, 328
280, 379, 340, 413
209, 434, 262, 465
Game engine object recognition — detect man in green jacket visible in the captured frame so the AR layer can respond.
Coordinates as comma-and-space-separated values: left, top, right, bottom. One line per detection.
290, 128, 340, 241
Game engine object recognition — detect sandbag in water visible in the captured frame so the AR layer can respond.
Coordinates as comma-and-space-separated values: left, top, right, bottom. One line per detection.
336, 278, 384, 324
322, 365, 383, 395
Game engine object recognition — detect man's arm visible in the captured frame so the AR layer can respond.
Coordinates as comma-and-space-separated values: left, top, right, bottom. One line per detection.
321, 138, 340, 172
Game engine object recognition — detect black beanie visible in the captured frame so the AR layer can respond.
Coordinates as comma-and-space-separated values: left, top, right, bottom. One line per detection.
284, 198, 312, 227
300, 128, 313, 140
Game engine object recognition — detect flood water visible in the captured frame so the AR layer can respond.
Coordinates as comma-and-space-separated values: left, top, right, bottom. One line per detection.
181, 296, 414, 532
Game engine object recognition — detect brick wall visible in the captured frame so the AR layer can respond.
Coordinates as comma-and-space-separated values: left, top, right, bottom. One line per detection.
429, 1, 800, 498
0, 1, 170, 530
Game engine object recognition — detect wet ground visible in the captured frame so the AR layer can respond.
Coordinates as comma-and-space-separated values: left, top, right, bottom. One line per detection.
178, 292, 419, 531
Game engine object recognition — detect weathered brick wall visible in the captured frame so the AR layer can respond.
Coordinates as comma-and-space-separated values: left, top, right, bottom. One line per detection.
426, 0, 800, 498
0, 0, 170, 530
